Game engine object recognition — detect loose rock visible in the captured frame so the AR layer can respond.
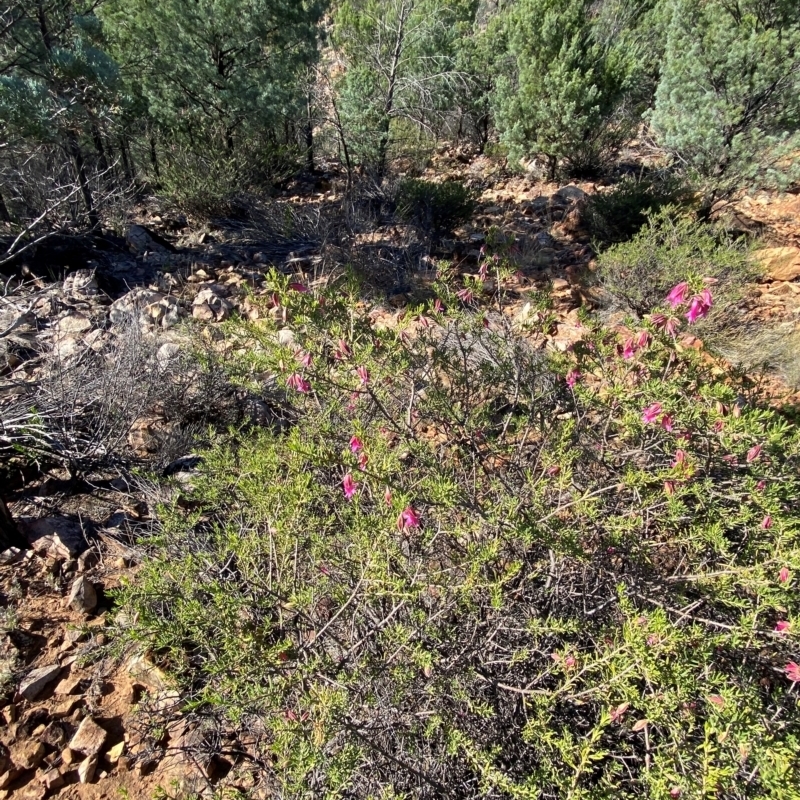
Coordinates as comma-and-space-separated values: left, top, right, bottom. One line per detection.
66, 576, 98, 614
18, 664, 62, 701
68, 716, 107, 758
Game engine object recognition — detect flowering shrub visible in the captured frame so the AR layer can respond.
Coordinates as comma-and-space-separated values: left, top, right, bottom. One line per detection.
116, 271, 800, 798
596, 207, 759, 321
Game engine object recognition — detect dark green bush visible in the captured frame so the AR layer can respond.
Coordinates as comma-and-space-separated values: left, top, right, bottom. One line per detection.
394, 178, 475, 238
115, 270, 800, 799
587, 173, 691, 246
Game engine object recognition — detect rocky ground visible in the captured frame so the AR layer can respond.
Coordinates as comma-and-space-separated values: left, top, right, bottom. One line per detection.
1, 165, 799, 799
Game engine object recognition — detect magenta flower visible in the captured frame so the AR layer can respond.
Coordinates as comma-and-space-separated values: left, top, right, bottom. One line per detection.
779, 567, 790, 583
642, 403, 663, 424
685, 296, 711, 323
785, 662, 800, 682
746, 444, 762, 463
433, 298, 445, 314
358, 452, 369, 471
666, 282, 690, 308
622, 338, 637, 360
288, 282, 309, 293
356, 365, 370, 386
342, 473, 357, 500
756, 480, 767, 492
565, 369, 581, 388
478, 262, 489, 282
297, 350, 313, 368
664, 480, 676, 496
349, 436, 363, 453
712, 419, 724, 433
286, 373, 311, 393
418, 315, 431, 329
635, 330, 651, 349
335, 339, 352, 360
456, 288, 474, 303
775, 620, 790, 634
661, 414, 674, 432
398, 506, 420, 530
699, 288, 713, 308
672, 449, 687, 468
760, 515, 773, 530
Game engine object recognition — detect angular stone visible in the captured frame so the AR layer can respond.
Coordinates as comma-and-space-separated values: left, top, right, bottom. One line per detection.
757, 246, 800, 282
77, 755, 98, 784
39, 767, 64, 791
192, 303, 215, 322
20, 517, 86, 559
11, 740, 45, 770
18, 665, 61, 701
66, 577, 98, 614
68, 717, 107, 757
56, 314, 92, 334
104, 741, 125, 765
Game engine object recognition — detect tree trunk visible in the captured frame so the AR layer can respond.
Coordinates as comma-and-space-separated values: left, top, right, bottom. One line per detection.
304, 92, 315, 174
376, 0, 413, 185
0, 496, 27, 552
67, 133, 99, 229
0, 190, 11, 222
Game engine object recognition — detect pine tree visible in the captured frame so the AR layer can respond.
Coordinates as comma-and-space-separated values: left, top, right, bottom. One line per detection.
0, 2, 124, 229
332, 0, 477, 182
651, 0, 800, 211
494, 0, 642, 178
100, 0, 325, 165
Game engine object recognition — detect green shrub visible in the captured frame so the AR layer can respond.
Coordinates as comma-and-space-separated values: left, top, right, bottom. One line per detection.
115, 271, 800, 799
394, 178, 475, 238
587, 173, 691, 246
596, 207, 760, 320
158, 142, 298, 218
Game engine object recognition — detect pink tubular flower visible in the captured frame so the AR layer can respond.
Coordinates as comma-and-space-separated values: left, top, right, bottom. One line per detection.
635, 330, 651, 349
349, 436, 363, 453
384, 487, 393, 506
642, 403, 663, 424
342, 473, 357, 500
699, 288, 713, 308
756, 480, 767, 492
672, 449, 687, 468
661, 414, 674, 432
566, 369, 581, 389
433, 298, 445, 314
398, 506, 421, 530
456, 288, 474, 304
622, 338, 637, 360
288, 282, 309, 293
775, 620, 790, 634
779, 567, 790, 584
686, 295, 711, 323
785, 662, 800, 683
746, 444, 762, 463
356, 365, 370, 386
563, 655, 577, 668
296, 350, 313, 368
335, 339, 352, 360
287, 373, 311, 393
358, 452, 369, 471
760, 515, 773, 530
666, 282, 690, 308
649, 313, 680, 337
664, 480, 676, 496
